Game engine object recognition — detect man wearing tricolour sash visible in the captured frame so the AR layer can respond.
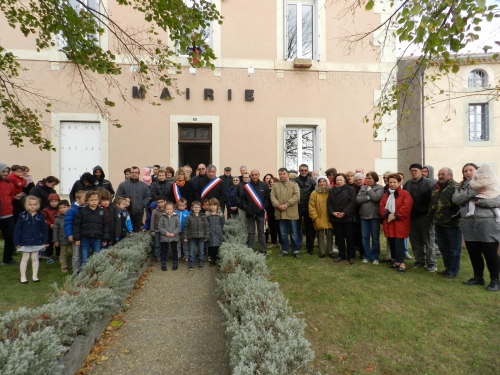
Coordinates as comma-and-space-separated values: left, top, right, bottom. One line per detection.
195, 164, 227, 208
240, 170, 270, 255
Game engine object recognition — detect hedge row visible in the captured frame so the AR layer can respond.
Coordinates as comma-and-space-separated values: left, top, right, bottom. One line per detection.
0, 233, 151, 375
217, 220, 314, 374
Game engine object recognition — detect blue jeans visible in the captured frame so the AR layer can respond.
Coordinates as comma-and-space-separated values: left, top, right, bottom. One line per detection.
279, 220, 299, 254
361, 219, 380, 261
80, 238, 102, 264
435, 226, 462, 276
188, 238, 205, 266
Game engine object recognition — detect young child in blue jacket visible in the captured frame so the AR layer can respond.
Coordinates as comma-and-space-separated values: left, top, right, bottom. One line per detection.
14, 195, 49, 284
175, 197, 190, 262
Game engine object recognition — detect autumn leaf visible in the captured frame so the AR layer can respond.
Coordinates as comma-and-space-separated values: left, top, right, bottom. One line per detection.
366, 364, 375, 371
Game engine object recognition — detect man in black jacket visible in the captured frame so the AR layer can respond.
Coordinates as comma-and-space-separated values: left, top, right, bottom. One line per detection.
236, 172, 250, 225
403, 163, 437, 272
195, 164, 226, 207
150, 168, 172, 202
294, 164, 316, 255
219, 167, 233, 215
241, 170, 270, 254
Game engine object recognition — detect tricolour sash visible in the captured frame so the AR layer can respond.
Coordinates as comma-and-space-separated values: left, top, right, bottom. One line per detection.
173, 183, 182, 203
244, 183, 267, 224
201, 177, 222, 199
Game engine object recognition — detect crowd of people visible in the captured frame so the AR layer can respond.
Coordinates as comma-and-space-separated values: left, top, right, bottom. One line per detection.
0, 161, 499, 292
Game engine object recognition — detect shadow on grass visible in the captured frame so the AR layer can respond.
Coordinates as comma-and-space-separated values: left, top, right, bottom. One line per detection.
0, 244, 69, 314
266, 238, 500, 375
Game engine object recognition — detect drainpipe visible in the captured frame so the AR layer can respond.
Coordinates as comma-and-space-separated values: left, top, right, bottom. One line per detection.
419, 70, 425, 166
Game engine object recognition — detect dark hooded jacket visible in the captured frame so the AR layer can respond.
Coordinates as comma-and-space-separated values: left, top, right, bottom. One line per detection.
69, 173, 96, 203
402, 176, 434, 218
29, 179, 57, 210
93, 166, 115, 196
424, 165, 438, 185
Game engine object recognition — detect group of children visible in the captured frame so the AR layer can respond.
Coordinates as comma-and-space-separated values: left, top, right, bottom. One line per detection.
12, 188, 225, 283
12, 189, 134, 283
147, 196, 225, 271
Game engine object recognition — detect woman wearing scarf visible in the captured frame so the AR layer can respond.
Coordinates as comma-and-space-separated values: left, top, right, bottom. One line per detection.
452, 163, 500, 291
327, 173, 357, 264
167, 167, 195, 209
379, 173, 413, 273
309, 176, 334, 258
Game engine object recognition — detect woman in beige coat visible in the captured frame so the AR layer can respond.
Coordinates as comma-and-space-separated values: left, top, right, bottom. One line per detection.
309, 176, 333, 258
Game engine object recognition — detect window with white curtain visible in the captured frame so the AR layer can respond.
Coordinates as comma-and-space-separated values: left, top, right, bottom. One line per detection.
468, 104, 489, 141
468, 69, 487, 88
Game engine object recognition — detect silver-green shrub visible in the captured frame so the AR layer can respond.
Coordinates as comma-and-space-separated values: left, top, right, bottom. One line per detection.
0, 327, 64, 374
218, 222, 314, 374
0, 233, 151, 374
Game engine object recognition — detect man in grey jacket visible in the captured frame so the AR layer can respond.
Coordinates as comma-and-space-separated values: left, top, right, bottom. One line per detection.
403, 163, 437, 272
116, 166, 151, 232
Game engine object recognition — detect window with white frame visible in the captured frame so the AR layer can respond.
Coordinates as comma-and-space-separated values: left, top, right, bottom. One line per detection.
285, 126, 317, 172
57, 0, 100, 49
469, 103, 489, 141
178, 0, 213, 57
468, 69, 487, 88
285, 0, 315, 60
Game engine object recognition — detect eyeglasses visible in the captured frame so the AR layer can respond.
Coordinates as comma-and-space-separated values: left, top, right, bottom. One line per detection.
299, 169, 308, 172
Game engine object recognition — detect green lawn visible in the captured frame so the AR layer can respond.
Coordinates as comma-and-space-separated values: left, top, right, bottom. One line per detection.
266, 238, 500, 375
0, 243, 69, 315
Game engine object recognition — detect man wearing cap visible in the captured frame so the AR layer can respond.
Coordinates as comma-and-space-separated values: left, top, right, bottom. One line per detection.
403, 163, 437, 272
0, 163, 19, 265
219, 167, 233, 215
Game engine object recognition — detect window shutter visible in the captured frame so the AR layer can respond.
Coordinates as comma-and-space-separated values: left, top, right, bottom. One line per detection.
283, 0, 288, 60
484, 104, 489, 141
315, 0, 320, 61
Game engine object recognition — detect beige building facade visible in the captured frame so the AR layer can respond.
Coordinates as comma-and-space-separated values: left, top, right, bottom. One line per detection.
0, 0, 397, 194
398, 55, 500, 179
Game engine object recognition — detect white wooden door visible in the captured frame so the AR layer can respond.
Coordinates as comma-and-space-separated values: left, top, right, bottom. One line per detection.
60, 122, 101, 194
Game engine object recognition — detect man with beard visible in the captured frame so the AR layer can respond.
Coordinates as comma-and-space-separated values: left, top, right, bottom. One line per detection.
116, 166, 151, 231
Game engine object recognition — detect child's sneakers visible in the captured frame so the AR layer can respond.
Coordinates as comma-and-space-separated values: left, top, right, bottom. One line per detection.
188, 265, 194, 271
198, 263, 204, 270
47, 257, 55, 264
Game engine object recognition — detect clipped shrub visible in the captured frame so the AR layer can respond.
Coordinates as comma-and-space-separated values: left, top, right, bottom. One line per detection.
223, 219, 248, 245
218, 243, 269, 278
218, 222, 314, 374
0, 327, 64, 375
0, 233, 151, 374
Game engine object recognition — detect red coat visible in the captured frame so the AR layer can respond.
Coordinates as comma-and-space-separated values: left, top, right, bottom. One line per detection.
42, 206, 58, 227
7, 173, 26, 195
0, 179, 14, 217
379, 187, 413, 239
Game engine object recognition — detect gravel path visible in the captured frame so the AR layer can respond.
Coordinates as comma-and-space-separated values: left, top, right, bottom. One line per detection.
90, 262, 230, 375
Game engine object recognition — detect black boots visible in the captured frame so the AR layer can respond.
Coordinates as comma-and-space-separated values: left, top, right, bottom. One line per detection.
486, 279, 500, 292
462, 277, 485, 286
161, 262, 167, 271
172, 262, 178, 271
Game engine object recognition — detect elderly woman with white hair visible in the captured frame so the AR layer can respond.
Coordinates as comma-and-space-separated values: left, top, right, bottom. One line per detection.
308, 175, 333, 258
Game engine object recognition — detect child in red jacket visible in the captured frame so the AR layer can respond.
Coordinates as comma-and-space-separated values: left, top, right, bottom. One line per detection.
42, 193, 60, 264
